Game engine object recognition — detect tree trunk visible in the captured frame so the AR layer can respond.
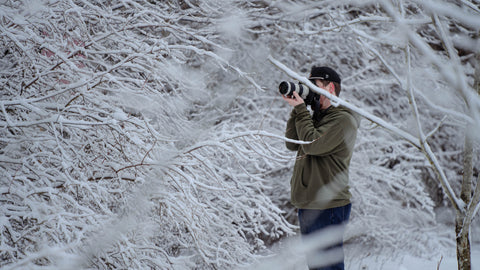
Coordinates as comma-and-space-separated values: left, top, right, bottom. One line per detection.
456, 38, 480, 270
456, 211, 471, 270
456, 129, 472, 270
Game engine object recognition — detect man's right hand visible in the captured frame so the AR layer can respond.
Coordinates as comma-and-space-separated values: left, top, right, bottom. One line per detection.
282, 91, 304, 107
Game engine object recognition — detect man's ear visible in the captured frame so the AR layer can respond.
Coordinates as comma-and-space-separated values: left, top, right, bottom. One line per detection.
329, 82, 336, 95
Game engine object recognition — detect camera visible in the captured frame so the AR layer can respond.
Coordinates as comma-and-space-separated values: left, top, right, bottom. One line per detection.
278, 81, 317, 105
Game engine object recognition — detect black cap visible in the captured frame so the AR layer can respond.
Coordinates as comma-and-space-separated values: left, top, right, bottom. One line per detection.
309, 66, 341, 84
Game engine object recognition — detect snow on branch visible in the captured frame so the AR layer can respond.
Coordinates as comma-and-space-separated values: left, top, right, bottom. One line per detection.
0, 1, 300, 269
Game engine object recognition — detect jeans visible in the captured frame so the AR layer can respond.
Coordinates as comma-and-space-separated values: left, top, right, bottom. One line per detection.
298, 204, 352, 270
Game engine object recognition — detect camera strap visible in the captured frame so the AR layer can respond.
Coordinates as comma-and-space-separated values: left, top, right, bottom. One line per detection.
312, 97, 322, 121
312, 98, 330, 122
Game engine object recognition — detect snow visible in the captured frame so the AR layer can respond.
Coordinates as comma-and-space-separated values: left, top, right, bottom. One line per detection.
112, 109, 128, 121
252, 237, 480, 270
351, 249, 480, 270
217, 12, 249, 39
1, 0, 480, 269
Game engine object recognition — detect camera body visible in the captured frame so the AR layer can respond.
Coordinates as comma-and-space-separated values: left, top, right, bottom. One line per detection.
278, 81, 318, 106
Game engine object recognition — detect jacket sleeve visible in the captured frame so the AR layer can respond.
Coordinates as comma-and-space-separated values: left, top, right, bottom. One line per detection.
285, 108, 299, 151
294, 104, 349, 156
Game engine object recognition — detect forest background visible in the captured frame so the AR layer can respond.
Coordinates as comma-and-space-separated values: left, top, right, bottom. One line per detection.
1, 0, 480, 269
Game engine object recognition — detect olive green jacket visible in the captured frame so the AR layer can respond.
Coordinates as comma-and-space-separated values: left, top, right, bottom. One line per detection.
285, 103, 359, 210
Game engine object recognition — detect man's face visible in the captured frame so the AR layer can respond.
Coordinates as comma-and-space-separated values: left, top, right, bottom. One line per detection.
314, 79, 328, 90
315, 79, 334, 109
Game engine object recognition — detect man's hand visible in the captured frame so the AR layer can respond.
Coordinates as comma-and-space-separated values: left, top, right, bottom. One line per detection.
282, 91, 304, 107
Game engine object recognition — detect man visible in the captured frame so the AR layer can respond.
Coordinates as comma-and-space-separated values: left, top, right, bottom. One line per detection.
282, 66, 359, 270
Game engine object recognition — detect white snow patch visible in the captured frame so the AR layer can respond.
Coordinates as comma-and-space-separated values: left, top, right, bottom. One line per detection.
217, 12, 249, 39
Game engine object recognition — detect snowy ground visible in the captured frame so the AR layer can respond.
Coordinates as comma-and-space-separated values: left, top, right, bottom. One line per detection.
349, 248, 480, 270
249, 233, 480, 270
268, 248, 480, 270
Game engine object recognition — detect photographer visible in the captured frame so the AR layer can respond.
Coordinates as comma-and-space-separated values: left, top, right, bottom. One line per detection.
282, 66, 359, 270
